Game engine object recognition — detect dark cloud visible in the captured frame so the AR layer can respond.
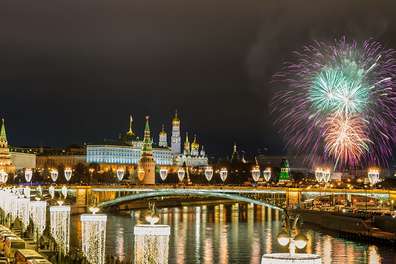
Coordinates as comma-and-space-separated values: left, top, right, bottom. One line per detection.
0, 0, 396, 156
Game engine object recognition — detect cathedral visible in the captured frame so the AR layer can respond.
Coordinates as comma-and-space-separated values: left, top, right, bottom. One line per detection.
0, 119, 16, 174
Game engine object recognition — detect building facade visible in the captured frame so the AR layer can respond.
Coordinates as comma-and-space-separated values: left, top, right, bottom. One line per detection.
36, 154, 86, 169
10, 152, 36, 170
175, 134, 208, 167
86, 111, 208, 169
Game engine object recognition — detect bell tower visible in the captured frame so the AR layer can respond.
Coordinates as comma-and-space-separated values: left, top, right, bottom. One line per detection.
171, 110, 181, 154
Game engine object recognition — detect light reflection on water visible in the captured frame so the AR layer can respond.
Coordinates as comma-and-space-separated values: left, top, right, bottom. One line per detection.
71, 204, 395, 264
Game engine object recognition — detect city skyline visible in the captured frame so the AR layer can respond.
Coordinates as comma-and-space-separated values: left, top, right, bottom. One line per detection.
2, 0, 396, 157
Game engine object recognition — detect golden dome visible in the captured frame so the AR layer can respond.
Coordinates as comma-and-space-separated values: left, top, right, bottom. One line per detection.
191, 135, 199, 149
160, 124, 167, 136
172, 110, 180, 123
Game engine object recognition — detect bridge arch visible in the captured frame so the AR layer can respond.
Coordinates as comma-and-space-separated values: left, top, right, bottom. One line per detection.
98, 189, 284, 211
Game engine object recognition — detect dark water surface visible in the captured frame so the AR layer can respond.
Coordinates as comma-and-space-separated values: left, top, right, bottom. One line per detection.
71, 204, 396, 263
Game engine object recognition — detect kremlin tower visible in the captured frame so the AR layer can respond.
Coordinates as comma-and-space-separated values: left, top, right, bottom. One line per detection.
0, 119, 15, 173
138, 116, 156, 184
171, 110, 181, 154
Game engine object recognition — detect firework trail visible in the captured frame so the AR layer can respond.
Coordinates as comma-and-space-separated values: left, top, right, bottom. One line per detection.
272, 38, 396, 169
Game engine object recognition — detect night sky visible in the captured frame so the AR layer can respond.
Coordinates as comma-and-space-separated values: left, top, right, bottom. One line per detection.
1, 0, 396, 157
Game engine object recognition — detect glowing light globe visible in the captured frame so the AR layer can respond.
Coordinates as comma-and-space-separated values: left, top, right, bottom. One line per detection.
294, 234, 308, 249
277, 231, 290, 247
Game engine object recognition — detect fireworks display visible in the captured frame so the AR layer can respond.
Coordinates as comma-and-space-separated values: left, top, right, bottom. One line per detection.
273, 38, 396, 168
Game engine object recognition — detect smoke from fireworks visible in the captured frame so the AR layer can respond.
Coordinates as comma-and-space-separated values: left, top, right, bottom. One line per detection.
273, 38, 396, 168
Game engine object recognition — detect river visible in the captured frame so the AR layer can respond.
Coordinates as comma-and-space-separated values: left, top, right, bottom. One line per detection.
70, 203, 395, 263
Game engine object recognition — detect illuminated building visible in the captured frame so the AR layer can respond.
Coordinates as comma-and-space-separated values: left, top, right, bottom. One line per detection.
159, 124, 168, 147
37, 154, 86, 169
87, 112, 209, 171
87, 115, 172, 167
0, 119, 15, 174
171, 110, 181, 154
175, 133, 208, 167
138, 116, 156, 184
10, 152, 36, 170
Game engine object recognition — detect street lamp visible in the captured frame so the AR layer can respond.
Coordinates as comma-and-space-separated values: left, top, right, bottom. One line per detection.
220, 168, 228, 183
25, 168, 33, 183
204, 166, 213, 182
64, 167, 73, 182
177, 168, 185, 182
0, 170, 8, 184
276, 212, 308, 256
251, 166, 261, 182
322, 169, 331, 183
116, 168, 125, 181
263, 167, 271, 182
50, 169, 59, 183
159, 168, 168, 181
315, 167, 323, 183
89, 168, 95, 184
368, 168, 380, 185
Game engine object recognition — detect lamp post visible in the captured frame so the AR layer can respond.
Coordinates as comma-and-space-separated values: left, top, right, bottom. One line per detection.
220, 168, 228, 183
251, 165, 261, 183
159, 167, 168, 182
204, 166, 213, 182
261, 211, 321, 264
81, 207, 107, 264
134, 202, 170, 264
89, 168, 95, 184
276, 212, 307, 255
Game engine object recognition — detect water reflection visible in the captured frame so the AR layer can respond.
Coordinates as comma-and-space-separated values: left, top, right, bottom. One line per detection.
70, 203, 394, 264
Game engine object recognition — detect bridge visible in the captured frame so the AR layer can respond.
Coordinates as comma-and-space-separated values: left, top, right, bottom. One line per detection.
72, 185, 396, 211
97, 189, 284, 210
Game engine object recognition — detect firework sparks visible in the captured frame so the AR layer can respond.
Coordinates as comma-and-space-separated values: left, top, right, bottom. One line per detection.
323, 114, 371, 167
272, 38, 396, 168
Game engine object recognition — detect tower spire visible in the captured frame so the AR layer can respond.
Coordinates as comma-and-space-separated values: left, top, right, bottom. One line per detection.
231, 142, 239, 162
0, 118, 7, 142
127, 115, 135, 136
141, 116, 152, 153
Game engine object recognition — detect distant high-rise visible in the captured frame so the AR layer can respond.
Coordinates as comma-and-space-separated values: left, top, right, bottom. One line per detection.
171, 110, 181, 154
159, 124, 167, 148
